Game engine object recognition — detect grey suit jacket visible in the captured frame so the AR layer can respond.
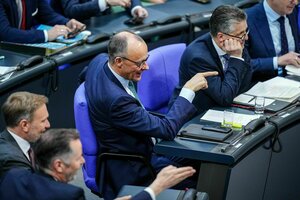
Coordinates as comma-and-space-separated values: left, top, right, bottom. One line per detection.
0, 130, 32, 178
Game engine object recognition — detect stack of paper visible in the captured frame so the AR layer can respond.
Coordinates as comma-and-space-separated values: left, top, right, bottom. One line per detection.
286, 65, 300, 76
245, 77, 300, 102
201, 109, 260, 126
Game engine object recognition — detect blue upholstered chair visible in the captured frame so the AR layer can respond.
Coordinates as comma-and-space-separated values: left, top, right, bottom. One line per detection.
74, 82, 155, 197
137, 43, 186, 114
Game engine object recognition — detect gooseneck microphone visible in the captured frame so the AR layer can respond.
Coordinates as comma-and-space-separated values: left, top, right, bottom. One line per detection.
221, 117, 266, 153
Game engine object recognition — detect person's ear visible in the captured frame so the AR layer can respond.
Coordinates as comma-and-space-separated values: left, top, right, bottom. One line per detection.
114, 57, 123, 68
216, 32, 225, 45
19, 119, 29, 132
53, 159, 64, 173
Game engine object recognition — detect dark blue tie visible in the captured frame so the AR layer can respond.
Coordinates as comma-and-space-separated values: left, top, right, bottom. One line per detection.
277, 16, 288, 76
278, 16, 289, 55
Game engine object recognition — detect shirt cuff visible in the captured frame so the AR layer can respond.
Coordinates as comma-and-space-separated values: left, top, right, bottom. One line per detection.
230, 55, 244, 62
273, 57, 278, 70
179, 87, 195, 103
43, 30, 48, 42
131, 5, 142, 17
98, 0, 108, 12
144, 187, 156, 200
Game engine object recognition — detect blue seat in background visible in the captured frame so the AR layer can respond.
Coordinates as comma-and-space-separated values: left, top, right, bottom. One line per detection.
137, 43, 186, 114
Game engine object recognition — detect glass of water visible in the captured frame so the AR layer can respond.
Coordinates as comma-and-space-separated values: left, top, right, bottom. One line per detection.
255, 96, 265, 114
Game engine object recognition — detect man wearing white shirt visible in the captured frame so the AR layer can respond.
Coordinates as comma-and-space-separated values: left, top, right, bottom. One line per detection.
0, 91, 50, 178
85, 30, 217, 199
246, 0, 300, 81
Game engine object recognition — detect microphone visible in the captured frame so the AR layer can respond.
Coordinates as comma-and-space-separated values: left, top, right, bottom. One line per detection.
243, 117, 266, 136
0, 55, 43, 80
221, 117, 266, 153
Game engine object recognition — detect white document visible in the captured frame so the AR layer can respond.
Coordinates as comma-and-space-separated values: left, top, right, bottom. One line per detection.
0, 66, 17, 82
286, 65, 300, 76
234, 94, 275, 106
201, 109, 260, 126
245, 77, 300, 100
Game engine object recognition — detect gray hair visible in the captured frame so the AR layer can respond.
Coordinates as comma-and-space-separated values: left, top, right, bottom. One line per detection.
209, 5, 247, 37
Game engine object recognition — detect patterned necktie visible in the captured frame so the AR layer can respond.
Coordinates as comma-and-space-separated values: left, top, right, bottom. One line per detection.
277, 16, 288, 76
20, 0, 26, 30
222, 54, 230, 72
28, 147, 35, 169
128, 81, 144, 108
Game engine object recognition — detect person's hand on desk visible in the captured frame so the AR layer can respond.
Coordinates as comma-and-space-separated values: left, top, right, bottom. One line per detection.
47, 25, 71, 41
184, 71, 218, 92
66, 19, 86, 36
114, 165, 196, 200
106, 0, 131, 7
277, 52, 300, 68
133, 7, 149, 19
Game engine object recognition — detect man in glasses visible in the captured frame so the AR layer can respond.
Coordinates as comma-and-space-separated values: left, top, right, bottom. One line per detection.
170, 5, 252, 115
246, 0, 299, 81
84, 30, 218, 199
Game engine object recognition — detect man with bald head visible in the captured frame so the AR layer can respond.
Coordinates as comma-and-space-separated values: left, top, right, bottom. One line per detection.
85, 30, 218, 199
0, 92, 50, 178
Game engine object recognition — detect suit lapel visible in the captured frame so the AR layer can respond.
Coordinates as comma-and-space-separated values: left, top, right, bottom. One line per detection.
287, 10, 299, 52
204, 34, 224, 77
255, 4, 276, 56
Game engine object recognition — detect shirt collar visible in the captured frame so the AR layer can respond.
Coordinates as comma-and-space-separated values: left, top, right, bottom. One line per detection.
264, 0, 283, 23
107, 62, 129, 90
211, 37, 227, 56
7, 129, 31, 158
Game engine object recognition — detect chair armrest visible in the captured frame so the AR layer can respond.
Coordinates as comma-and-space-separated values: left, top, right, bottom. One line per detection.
95, 152, 156, 196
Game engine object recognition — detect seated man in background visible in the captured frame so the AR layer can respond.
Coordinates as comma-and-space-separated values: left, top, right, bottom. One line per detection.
0, 129, 86, 200
85, 30, 217, 199
51, 0, 148, 21
246, 0, 299, 81
0, 92, 50, 178
170, 5, 252, 115
0, 0, 85, 43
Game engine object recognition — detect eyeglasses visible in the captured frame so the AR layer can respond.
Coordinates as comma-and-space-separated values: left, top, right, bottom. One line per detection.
119, 55, 149, 68
222, 28, 249, 41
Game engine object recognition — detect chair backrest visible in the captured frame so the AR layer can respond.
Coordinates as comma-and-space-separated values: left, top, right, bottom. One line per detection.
137, 43, 186, 114
74, 82, 99, 193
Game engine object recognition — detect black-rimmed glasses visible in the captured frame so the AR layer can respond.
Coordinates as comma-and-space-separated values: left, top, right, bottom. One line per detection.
119, 55, 149, 68
222, 28, 249, 41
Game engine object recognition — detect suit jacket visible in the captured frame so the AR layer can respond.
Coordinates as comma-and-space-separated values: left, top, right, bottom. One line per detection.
132, 191, 152, 200
0, 129, 33, 178
170, 33, 252, 115
0, 0, 68, 43
246, 3, 299, 80
0, 168, 85, 200
85, 53, 197, 199
51, 0, 141, 20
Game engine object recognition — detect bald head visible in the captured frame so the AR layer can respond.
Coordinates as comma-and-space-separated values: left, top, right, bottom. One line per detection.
108, 31, 146, 64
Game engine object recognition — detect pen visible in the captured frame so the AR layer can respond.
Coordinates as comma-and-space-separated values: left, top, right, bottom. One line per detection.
248, 96, 256, 103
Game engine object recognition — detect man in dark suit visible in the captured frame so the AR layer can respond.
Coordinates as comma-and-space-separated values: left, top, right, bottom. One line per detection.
0, 92, 50, 178
0, 129, 86, 200
246, 0, 300, 80
85, 31, 218, 199
0, 0, 85, 43
51, 0, 148, 21
170, 5, 252, 115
